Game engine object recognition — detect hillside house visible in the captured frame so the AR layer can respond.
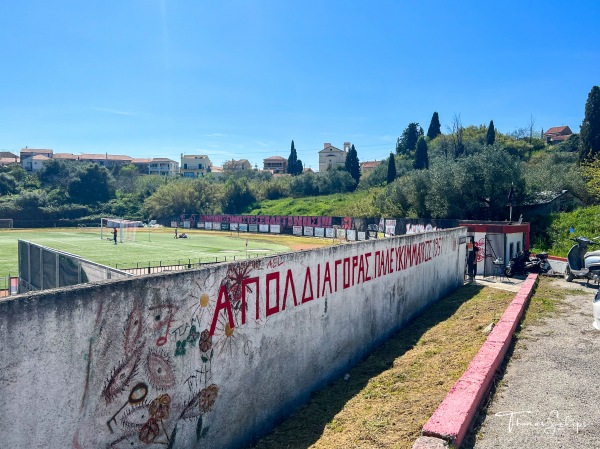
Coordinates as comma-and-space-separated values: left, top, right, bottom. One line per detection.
181, 154, 212, 177
319, 142, 350, 172
223, 159, 252, 171
263, 156, 287, 174
131, 158, 152, 174
544, 126, 573, 144
0, 151, 19, 166
149, 158, 180, 176
360, 160, 381, 176
20, 148, 53, 171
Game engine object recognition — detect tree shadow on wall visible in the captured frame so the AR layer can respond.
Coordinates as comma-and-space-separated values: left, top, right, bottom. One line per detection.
248, 282, 486, 449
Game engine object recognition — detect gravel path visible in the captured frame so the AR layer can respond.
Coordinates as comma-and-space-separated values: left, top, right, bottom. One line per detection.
471, 279, 600, 448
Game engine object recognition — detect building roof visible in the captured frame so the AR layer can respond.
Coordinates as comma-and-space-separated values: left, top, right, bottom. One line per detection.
131, 158, 152, 164
79, 153, 133, 161
264, 155, 286, 161
20, 148, 53, 155
0, 151, 18, 159
53, 153, 79, 160
181, 154, 210, 159
32, 155, 50, 161
361, 160, 380, 169
524, 190, 574, 206
0, 157, 19, 165
224, 158, 250, 165
319, 145, 343, 153
545, 126, 572, 135
151, 158, 176, 163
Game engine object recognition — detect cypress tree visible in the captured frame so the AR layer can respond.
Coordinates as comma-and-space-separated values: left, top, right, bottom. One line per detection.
387, 153, 397, 184
345, 144, 361, 186
486, 120, 496, 145
397, 123, 423, 155
427, 112, 441, 140
287, 140, 300, 175
413, 136, 429, 170
580, 86, 600, 162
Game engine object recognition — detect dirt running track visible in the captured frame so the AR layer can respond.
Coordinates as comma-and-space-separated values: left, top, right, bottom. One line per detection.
470, 279, 600, 448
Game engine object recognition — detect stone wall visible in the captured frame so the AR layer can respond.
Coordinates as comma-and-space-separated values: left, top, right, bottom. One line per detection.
0, 227, 466, 449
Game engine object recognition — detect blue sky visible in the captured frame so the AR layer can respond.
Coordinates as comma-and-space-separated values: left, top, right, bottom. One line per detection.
1, 1, 598, 170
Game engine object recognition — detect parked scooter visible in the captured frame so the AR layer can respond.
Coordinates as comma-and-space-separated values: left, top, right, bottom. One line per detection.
536, 252, 552, 274
504, 250, 551, 277
564, 236, 600, 285
504, 250, 546, 277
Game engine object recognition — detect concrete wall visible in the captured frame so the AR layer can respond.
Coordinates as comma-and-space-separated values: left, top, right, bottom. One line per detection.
0, 228, 466, 449
505, 232, 524, 261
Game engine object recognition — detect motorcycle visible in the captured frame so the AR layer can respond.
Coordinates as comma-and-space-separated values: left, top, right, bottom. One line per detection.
564, 236, 600, 285
504, 250, 551, 277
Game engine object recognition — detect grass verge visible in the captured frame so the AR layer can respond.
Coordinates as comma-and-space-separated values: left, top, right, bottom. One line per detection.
250, 283, 515, 449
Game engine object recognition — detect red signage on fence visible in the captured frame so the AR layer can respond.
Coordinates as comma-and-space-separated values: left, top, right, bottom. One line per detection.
199, 215, 333, 228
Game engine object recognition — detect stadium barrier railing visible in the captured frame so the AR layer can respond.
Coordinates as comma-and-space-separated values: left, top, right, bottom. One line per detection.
115, 254, 263, 275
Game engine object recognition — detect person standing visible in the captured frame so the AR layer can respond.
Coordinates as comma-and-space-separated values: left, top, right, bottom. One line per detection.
467, 239, 479, 281
174, 227, 178, 239
113, 227, 118, 245
473, 243, 479, 277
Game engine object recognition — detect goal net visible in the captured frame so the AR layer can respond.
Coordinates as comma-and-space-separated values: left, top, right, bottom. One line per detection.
0, 219, 13, 229
100, 218, 142, 243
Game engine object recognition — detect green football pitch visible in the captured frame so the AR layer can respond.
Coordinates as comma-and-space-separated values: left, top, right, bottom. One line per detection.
0, 227, 333, 278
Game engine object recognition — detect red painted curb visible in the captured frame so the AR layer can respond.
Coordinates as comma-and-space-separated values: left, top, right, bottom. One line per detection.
419, 274, 539, 447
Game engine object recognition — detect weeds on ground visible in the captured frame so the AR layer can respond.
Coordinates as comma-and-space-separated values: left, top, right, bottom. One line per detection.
251, 284, 514, 449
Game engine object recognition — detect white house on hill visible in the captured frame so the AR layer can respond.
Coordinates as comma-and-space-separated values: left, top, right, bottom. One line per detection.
319, 142, 350, 172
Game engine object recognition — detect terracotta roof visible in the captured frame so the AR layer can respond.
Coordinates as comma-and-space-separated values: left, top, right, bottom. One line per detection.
79, 153, 133, 161
361, 161, 380, 168
151, 158, 176, 163
0, 151, 18, 159
131, 158, 152, 163
0, 157, 19, 165
545, 126, 572, 135
264, 155, 286, 161
20, 148, 53, 155
53, 153, 79, 160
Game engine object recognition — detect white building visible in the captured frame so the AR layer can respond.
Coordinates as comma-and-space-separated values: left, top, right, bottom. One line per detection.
181, 154, 212, 177
148, 158, 180, 176
20, 148, 53, 171
318, 142, 350, 172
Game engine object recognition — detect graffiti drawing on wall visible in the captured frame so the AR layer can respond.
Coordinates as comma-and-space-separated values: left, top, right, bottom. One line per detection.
476, 238, 485, 263
74, 236, 447, 448
75, 287, 224, 448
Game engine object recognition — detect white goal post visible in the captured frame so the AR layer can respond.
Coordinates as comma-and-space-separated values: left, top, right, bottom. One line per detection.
0, 218, 13, 229
100, 218, 143, 243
